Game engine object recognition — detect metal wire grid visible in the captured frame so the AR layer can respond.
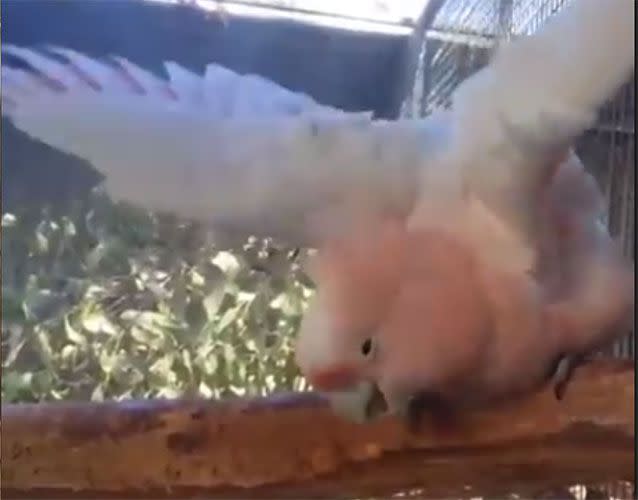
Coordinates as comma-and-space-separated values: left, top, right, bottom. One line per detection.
511, 0, 570, 35
429, 0, 501, 37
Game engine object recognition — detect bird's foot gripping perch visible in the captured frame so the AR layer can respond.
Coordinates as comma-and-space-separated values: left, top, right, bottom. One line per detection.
400, 392, 460, 435
550, 352, 587, 401
326, 383, 460, 434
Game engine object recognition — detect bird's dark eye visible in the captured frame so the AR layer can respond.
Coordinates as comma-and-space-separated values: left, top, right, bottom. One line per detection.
361, 338, 373, 357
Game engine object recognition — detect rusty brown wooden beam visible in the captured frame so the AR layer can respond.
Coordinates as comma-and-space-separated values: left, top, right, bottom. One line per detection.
1, 359, 634, 499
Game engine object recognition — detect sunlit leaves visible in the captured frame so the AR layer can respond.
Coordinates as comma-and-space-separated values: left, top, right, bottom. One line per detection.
2, 194, 313, 402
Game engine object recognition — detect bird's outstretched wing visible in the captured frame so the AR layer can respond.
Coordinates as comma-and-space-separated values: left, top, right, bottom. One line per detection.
436, 0, 635, 243
2, 45, 437, 245
2, 0, 634, 249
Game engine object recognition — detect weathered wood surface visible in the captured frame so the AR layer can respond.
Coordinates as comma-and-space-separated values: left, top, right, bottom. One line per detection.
1, 360, 634, 499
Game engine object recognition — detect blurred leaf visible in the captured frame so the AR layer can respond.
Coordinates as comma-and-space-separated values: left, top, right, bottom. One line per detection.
222, 343, 236, 363
129, 326, 165, 350
112, 357, 145, 387
35, 228, 49, 254
99, 350, 118, 374
35, 326, 55, 363
212, 251, 240, 277
2, 197, 309, 403
217, 304, 244, 332
203, 287, 226, 320
3, 332, 26, 368
270, 290, 304, 317
198, 381, 214, 398
169, 275, 188, 319
156, 386, 181, 399
2, 371, 34, 402
64, 316, 88, 347
1, 287, 25, 324
81, 310, 117, 335
91, 384, 105, 402
60, 344, 78, 365
61, 217, 77, 238
181, 349, 194, 377
2, 212, 18, 227
184, 297, 207, 332
149, 355, 174, 378
23, 289, 68, 322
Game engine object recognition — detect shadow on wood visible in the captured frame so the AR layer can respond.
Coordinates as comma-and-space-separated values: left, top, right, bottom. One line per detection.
1, 359, 634, 499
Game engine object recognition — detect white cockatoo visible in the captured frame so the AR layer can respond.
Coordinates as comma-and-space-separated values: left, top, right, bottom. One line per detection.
2, 0, 634, 425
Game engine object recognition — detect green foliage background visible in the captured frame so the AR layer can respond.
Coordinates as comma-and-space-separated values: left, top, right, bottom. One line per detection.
2, 190, 314, 402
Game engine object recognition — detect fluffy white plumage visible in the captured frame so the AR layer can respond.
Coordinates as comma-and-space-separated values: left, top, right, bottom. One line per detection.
446, 0, 635, 246
2, 45, 434, 246
1, 0, 634, 251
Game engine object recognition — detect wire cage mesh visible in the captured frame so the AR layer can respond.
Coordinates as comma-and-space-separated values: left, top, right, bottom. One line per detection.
402, 0, 636, 361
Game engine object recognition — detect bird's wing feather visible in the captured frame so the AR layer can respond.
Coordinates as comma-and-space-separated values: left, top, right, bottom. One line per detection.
2, 45, 436, 245
446, 0, 634, 241
3, 0, 632, 248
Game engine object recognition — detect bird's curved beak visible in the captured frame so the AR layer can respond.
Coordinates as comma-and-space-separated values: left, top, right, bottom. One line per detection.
323, 380, 389, 423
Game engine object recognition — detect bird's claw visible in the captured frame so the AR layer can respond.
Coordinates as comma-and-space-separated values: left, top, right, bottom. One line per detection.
551, 353, 585, 400
402, 395, 426, 433
401, 392, 456, 434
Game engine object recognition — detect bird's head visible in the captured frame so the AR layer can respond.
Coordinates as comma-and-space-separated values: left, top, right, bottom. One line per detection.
294, 217, 493, 423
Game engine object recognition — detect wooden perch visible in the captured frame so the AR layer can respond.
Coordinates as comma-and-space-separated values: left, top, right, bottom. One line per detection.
2, 359, 634, 499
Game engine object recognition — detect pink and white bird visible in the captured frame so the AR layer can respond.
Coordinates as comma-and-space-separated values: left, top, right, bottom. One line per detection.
2, 0, 634, 424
